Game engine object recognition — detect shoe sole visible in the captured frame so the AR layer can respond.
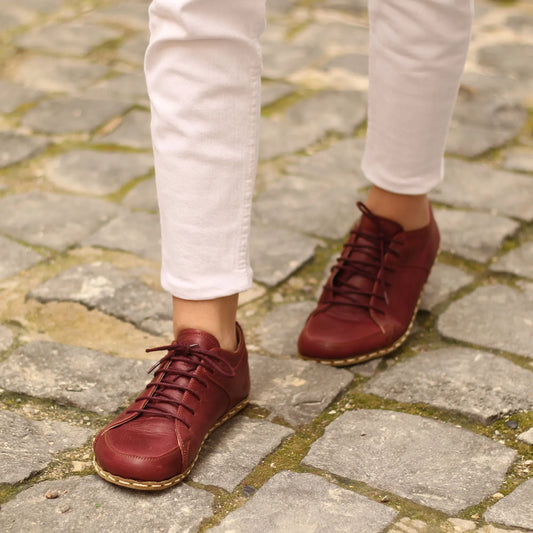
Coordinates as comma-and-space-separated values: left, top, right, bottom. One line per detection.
92, 396, 249, 491
299, 250, 439, 367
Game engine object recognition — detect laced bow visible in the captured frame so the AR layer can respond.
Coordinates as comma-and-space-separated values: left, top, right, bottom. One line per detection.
126, 342, 235, 428
322, 202, 401, 313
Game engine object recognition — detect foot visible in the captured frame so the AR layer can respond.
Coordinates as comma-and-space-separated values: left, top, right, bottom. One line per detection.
298, 202, 439, 366
93, 324, 250, 490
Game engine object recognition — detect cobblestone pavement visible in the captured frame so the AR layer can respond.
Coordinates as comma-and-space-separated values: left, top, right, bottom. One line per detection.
0, 0, 532, 532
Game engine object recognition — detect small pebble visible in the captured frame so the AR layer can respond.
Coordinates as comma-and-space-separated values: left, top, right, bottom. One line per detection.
241, 485, 256, 498
492, 492, 504, 500
45, 490, 59, 499
505, 420, 519, 430
380, 495, 389, 503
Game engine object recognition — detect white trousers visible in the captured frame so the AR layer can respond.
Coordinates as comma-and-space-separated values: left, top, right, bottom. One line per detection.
145, 0, 473, 300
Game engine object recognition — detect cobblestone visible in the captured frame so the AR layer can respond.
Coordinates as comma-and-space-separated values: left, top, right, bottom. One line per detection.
364, 347, 533, 424
304, 410, 516, 514
29, 262, 172, 334
0, 476, 214, 532
13, 56, 109, 93
249, 353, 352, 426
0, 325, 14, 352
0, 192, 121, 250
490, 242, 533, 279
14, 22, 122, 56
22, 96, 131, 134
94, 109, 152, 148
256, 301, 315, 356
517, 427, 533, 445
0, 235, 43, 281
0, 132, 49, 169
210, 471, 398, 533
0, 410, 92, 484
190, 417, 294, 491
433, 208, 519, 262
484, 478, 533, 531
438, 283, 533, 359
45, 150, 153, 195
0, 341, 151, 414
0, 80, 42, 113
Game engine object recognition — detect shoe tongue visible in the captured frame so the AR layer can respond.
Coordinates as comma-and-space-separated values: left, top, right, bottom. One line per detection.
176, 329, 221, 351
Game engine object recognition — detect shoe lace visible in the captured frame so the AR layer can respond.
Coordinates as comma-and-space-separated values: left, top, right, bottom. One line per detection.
321, 202, 401, 313
126, 342, 236, 428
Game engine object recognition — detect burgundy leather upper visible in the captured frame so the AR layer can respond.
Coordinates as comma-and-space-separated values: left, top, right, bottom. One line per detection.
298, 203, 440, 361
93, 325, 249, 482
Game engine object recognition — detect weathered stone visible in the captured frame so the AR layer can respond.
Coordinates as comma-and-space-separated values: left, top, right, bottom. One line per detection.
0, 410, 92, 484
249, 352, 353, 425
190, 417, 294, 491
446, 77, 528, 157
254, 174, 364, 239
0, 341, 151, 414
260, 91, 366, 159
321, 0, 368, 14
0, 325, 14, 352
9, 0, 63, 13
95, 109, 152, 148
250, 223, 319, 286
22, 96, 131, 134
304, 410, 516, 513
517, 427, 533, 445
261, 41, 322, 79
479, 43, 533, 80
293, 22, 369, 53
484, 478, 533, 530
0, 192, 121, 250
89, 1, 149, 31
420, 262, 474, 311
256, 301, 315, 356
116, 33, 148, 65
445, 518, 477, 532
13, 56, 109, 93
349, 357, 381, 378
0, 132, 48, 168
286, 137, 366, 180
0, 80, 42, 113
0, 235, 43, 280
0, 476, 213, 532
431, 159, 533, 221
122, 178, 158, 211
490, 242, 533, 279
389, 517, 429, 533
323, 53, 369, 76
433, 208, 519, 262
84, 211, 161, 262
261, 81, 294, 107
438, 283, 533, 359
210, 471, 397, 533
503, 148, 533, 174
86, 72, 149, 106
29, 262, 172, 333
14, 22, 122, 56
45, 150, 153, 195
364, 347, 533, 424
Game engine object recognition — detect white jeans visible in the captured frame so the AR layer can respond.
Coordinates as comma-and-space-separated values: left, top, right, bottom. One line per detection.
145, 0, 473, 300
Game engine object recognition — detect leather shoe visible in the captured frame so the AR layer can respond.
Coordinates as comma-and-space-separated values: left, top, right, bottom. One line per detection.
298, 202, 439, 366
93, 324, 249, 490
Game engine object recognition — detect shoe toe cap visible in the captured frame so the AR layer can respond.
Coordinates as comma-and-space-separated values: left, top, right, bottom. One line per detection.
93, 422, 184, 483
298, 312, 385, 360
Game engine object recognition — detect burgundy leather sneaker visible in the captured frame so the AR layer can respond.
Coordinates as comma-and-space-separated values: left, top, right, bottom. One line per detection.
93, 324, 249, 490
298, 202, 439, 366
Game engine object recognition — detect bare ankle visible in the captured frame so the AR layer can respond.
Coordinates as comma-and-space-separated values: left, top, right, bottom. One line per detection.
172, 294, 238, 351
364, 186, 430, 231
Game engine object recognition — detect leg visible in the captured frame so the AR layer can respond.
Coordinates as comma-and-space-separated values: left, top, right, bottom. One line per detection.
299, 0, 474, 365
147, 0, 266, 349
93, 0, 266, 490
